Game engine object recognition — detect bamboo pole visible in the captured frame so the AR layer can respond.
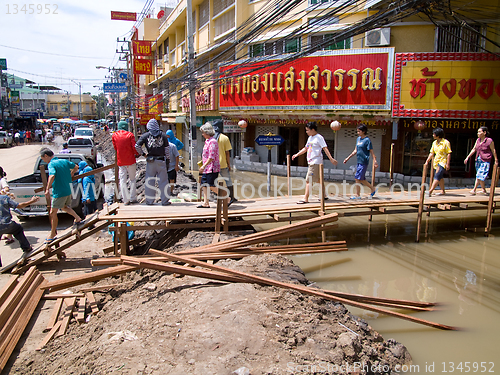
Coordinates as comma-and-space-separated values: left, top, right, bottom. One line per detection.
287, 154, 291, 197
416, 162, 428, 242
389, 143, 394, 188
485, 165, 499, 235
154, 253, 456, 330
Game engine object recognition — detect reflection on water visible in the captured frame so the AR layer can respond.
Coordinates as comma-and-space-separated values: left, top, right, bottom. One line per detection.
235, 171, 500, 369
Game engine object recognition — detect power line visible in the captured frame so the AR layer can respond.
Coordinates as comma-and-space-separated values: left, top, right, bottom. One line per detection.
0, 43, 108, 59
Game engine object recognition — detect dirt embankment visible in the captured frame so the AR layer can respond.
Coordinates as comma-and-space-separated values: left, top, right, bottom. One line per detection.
8, 129, 412, 375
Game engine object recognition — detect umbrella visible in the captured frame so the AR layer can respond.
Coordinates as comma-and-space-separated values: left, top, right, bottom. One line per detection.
59, 118, 74, 123
75, 120, 87, 124
48, 118, 58, 122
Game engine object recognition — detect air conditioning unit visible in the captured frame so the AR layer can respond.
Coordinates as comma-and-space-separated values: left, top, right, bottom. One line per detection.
365, 27, 390, 47
163, 54, 169, 63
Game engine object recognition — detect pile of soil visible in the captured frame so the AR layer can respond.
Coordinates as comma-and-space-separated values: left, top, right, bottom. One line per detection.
8, 129, 413, 374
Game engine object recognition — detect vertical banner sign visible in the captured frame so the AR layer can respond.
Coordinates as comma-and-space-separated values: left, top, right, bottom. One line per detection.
133, 41, 152, 56
0, 58, 7, 70
134, 59, 152, 75
111, 11, 137, 21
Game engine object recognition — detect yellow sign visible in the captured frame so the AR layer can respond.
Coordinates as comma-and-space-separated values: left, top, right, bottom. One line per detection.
399, 60, 500, 111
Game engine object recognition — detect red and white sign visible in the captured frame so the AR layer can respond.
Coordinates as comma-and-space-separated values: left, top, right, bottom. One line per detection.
111, 11, 137, 21
219, 49, 394, 111
181, 87, 214, 111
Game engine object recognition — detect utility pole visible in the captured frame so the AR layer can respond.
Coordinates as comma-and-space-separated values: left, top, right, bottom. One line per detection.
186, 0, 197, 172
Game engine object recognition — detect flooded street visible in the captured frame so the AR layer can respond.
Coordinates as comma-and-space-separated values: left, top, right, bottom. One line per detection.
234, 170, 500, 371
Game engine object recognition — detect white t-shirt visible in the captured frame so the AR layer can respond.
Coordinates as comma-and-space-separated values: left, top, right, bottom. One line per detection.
306, 134, 327, 165
0, 177, 9, 193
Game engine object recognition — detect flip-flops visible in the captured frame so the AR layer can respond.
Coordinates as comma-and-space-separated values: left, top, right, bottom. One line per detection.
44, 237, 57, 244
296, 200, 308, 204
349, 196, 361, 200
196, 205, 210, 208
5, 239, 15, 245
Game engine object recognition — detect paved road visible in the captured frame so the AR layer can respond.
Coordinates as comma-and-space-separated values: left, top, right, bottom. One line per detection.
0, 138, 73, 280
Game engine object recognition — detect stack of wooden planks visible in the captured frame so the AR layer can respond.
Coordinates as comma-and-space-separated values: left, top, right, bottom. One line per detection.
0, 267, 47, 371
36, 290, 100, 351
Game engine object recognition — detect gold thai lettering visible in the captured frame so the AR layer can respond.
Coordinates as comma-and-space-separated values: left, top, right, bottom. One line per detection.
285, 67, 295, 91
261, 73, 269, 92
308, 65, 319, 99
361, 67, 382, 90
270, 73, 276, 92
334, 69, 346, 91
233, 77, 240, 94
242, 75, 251, 94
252, 75, 260, 93
277, 72, 283, 92
347, 69, 360, 91
220, 78, 227, 95
321, 69, 332, 91
296, 70, 306, 91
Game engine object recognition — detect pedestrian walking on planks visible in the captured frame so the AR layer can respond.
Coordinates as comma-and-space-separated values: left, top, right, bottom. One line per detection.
343, 124, 378, 199
112, 120, 139, 205
165, 133, 180, 196
424, 127, 452, 197
212, 119, 237, 206
292, 122, 337, 204
40, 148, 85, 244
197, 123, 230, 208
464, 126, 498, 196
135, 119, 171, 206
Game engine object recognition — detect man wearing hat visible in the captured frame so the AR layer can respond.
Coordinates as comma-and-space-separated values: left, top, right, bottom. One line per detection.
135, 119, 171, 206
212, 119, 237, 205
112, 120, 139, 205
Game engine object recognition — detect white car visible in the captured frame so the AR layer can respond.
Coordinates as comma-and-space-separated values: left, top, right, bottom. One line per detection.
74, 127, 94, 141
0, 131, 13, 147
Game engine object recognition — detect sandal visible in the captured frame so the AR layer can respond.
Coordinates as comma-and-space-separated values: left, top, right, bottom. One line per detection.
44, 237, 57, 244
296, 200, 308, 204
196, 205, 210, 208
5, 238, 15, 245
469, 190, 476, 195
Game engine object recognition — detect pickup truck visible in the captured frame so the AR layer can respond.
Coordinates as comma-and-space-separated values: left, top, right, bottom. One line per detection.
8, 154, 105, 217
67, 137, 97, 162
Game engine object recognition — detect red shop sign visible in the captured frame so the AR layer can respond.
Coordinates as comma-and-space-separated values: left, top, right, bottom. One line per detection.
219, 49, 393, 110
134, 59, 153, 75
133, 40, 152, 57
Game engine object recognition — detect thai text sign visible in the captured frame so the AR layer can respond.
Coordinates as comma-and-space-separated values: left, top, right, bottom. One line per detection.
133, 41, 152, 56
219, 49, 394, 110
134, 59, 153, 75
103, 83, 127, 93
393, 53, 500, 119
111, 11, 137, 21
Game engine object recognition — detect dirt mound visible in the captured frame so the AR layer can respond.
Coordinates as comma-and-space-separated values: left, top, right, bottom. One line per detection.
11, 253, 411, 375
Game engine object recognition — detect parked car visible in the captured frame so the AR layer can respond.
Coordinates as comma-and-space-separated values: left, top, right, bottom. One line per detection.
0, 131, 13, 147
8, 154, 105, 217
67, 137, 97, 162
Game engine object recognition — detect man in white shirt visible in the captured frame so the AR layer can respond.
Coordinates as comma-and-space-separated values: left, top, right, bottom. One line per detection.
292, 121, 337, 203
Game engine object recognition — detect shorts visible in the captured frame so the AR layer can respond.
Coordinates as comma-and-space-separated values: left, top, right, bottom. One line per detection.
52, 195, 72, 209
168, 169, 177, 183
306, 164, 321, 183
355, 163, 368, 180
201, 172, 218, 187
434, 165, 446, 181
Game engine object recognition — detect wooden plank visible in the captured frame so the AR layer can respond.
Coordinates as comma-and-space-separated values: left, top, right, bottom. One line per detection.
78, 282, 133, 293
0, 268, 38, 328
42, 265, 139, 292
0, 276, 46, 370
43, 293, 86, 300
57, 297, 76, 337
36, 321, 63, 351
85, 292, 99, 315
119, 222, 129, 255
77, 297, 86, 323
45, 298, 64, 332
0, 276, 18, 308
155, 253, 455, 331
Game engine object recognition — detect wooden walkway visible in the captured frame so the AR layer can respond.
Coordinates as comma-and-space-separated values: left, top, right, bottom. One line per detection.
102, 187, 499, 253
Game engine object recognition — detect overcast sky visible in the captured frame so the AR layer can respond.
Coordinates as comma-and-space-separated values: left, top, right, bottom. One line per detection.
0, 1, 174, 95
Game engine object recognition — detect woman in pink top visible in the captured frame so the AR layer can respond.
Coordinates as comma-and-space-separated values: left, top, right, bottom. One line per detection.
464, 126, 498, 195
198, 123, 229, 208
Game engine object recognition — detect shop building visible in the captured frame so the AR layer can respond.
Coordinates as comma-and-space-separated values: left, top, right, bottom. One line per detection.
392, 52, 500, 178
